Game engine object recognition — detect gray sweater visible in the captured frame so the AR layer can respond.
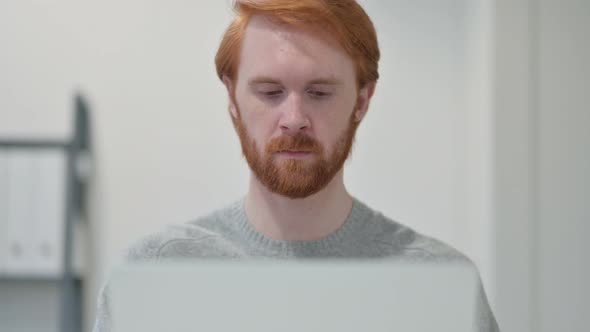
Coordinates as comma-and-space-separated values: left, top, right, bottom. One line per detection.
92, 197, 500, 332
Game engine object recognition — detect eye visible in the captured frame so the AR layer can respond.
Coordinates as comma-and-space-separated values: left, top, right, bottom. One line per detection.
262, 90, 284, 97
307, 89, 332, 99
256, 88, 285, 100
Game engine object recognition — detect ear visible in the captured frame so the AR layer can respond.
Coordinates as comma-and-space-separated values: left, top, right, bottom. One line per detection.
353, 81, 376, 123
222, 75, 239, 119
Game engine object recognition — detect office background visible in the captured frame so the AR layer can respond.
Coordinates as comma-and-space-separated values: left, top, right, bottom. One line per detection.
0, 0, 588, 331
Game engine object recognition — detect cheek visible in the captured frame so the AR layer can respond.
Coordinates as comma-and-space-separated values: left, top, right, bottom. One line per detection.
318, 98, 354, 130
235, 91, 278, 145
241, 110, 279, 152
313, 118, 349, 154
323, 92, 356, 121
315, 100, 355, 144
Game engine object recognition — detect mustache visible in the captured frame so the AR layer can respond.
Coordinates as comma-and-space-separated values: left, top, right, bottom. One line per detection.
266, 133, 322, 153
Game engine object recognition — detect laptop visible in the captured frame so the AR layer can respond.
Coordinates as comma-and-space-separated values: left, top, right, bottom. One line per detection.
109, 260, 477, 332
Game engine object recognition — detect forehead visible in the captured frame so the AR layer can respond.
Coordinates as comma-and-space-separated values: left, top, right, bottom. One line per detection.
237, 15, 356, 84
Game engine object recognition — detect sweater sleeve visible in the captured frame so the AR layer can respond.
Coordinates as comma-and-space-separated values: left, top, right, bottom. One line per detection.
475, 276, 501, 332
90, 231, 168, 332
91, 283, 111, 332
394, 230, 501, 331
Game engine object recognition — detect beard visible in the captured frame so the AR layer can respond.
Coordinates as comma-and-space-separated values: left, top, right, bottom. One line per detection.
231, 103, 359, 199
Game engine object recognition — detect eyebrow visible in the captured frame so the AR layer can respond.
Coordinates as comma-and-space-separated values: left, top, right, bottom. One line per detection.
247, 76, 343, 86
308, 78, 343, 85
248, 76, 281, 86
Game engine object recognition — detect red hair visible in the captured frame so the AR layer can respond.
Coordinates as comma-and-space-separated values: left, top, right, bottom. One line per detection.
215, 0, 380, 88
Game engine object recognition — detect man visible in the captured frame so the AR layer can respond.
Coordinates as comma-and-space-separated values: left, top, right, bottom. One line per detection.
93, 0, 500, 331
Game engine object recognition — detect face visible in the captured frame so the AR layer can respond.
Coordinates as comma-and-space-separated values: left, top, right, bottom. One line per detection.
225, 15, 374, 199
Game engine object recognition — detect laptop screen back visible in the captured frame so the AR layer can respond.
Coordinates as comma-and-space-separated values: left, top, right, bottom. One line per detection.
110, 260, 477, 332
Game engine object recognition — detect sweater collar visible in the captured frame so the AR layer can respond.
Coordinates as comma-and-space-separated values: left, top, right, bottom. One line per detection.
226, 196, 371, 255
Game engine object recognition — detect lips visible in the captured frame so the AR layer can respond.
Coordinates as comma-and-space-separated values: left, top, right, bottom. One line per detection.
276, 150, 313, 159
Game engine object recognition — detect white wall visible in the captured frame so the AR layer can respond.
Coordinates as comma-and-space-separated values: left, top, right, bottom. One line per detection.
493, 0, 537, 330
494, 0, 590, 331
0, 1, 496, 331
536, 0, 590, 330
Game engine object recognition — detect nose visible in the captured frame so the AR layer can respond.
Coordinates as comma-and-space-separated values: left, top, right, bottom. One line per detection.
278, 93, 310, 135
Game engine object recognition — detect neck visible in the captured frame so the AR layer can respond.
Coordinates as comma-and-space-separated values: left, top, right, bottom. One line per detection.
244, 169, 353, 241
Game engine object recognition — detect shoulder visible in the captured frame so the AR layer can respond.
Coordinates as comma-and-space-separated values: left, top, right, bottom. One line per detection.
123, 223, 214, 261
358, 201, 471, 263
124, 201, 243, 261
